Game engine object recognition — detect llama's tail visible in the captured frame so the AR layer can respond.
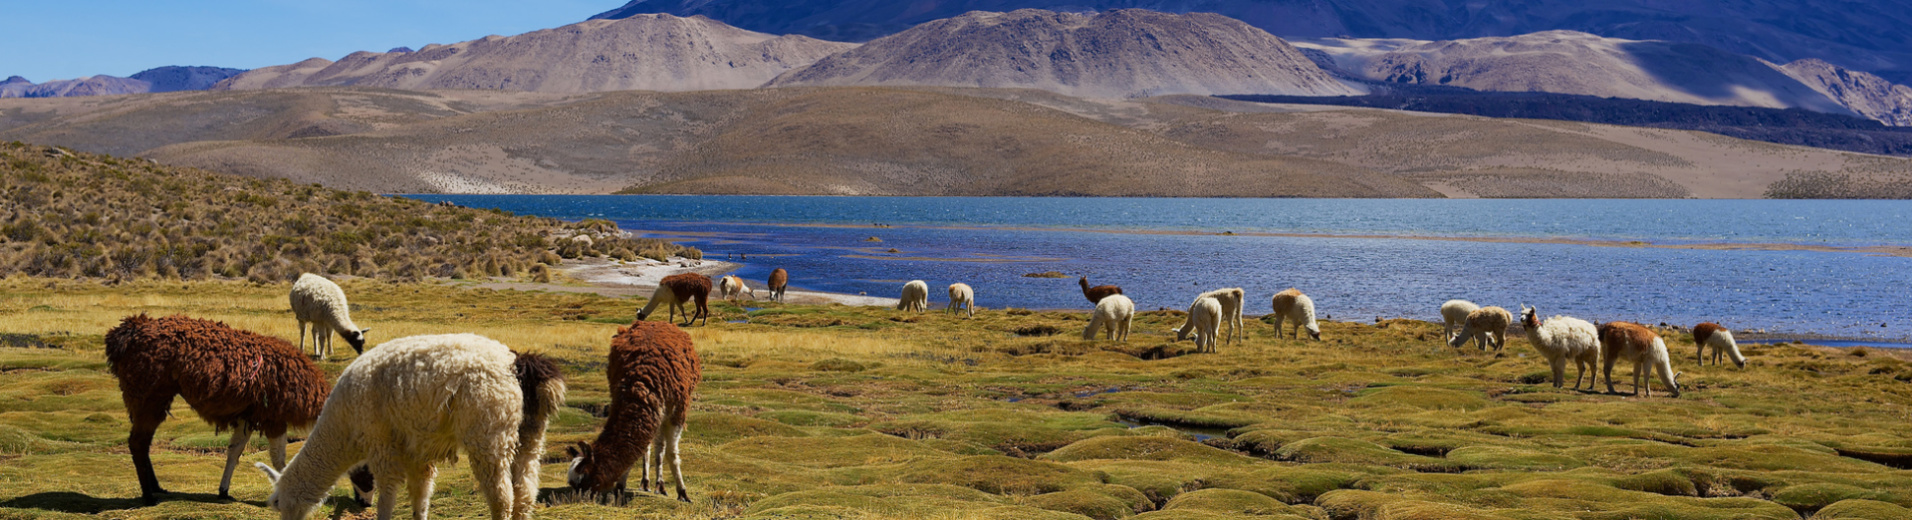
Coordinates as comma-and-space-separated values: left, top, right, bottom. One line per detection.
513, 352, 567, 431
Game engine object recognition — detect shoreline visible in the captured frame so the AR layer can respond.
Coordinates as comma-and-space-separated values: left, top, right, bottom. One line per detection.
631, 221, 1912, 259
470, 256, 901, 307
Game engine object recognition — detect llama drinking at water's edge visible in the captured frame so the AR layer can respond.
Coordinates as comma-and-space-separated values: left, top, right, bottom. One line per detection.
1599, 322, 1682, 397
1084, 294, 1134, 342
1079, 277, 1123, 304
255, 334, 564, 520
290, 273, 369, 357
1270, 288, 1321, 340
1692, 322, 1747, 367
637, 273, 711, 326
767, 268, 789, 303
1440, 300, 1480, 343
106, 314, 330, 505
569, 321, 702, 502
1519, 305, 1601, 390
1447, 306, 1511, 351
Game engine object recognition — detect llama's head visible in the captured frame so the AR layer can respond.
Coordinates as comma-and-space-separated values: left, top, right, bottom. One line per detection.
1305, 323, 1321, 341
1669, 372, 1683, 398
255, 462, 323, 520
343, 328, 370, 354
1520, 305, 1538, 328
566, 441, 617, 494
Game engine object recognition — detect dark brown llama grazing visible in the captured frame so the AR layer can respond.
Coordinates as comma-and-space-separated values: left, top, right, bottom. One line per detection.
1079, 277, 1123, 304
767, 268, 789, 303
637, 273, 711, 326
105, 314, 329, 505
567, 320, 702, 502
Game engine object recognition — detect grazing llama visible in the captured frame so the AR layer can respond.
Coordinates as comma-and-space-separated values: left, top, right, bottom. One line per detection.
1440, 300, 1480, 343
256, 335, 564, 520
1598, 322, 1682, 397
637, 273, 711, 326
1447, 306, 1511, 351
717, 275, 755, 301
767, 268, 789, 303
568, 321, 702, 502
897, 280, 929, 312
947, 283, 976, 317
1519, 306, 1601, 389
106, 314, 330, 505
1079, 277, 1123, 304
290, 273, 369, 357
1692, 322, 1747, 367
1177, 296, 1224, 353
1083, 294, 1134, 342
1188, 288, 1246, 344
1270, 288, 1321, 340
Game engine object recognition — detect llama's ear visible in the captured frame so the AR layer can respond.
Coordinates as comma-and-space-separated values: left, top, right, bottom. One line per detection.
358, 328, 371, 335
566, 445, 580, 458
254, 462, 281, 484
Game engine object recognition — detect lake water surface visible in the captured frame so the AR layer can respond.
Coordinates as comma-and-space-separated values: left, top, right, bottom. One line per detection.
409, 196, 1912, 343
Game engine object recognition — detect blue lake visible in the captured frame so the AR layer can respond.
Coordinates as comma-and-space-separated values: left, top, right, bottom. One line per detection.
408, 196, 1912, 342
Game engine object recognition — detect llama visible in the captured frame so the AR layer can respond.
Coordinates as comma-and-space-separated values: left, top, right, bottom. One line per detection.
256, 334, 564, 520
1083, 294, 1134, 342
1176, 296, 1224, 353
1440, 300, 1480, 343
717, 275, 755, 302
1447, 306, 1511, 351
897, 280, 929, 312
637, 273, 711, 326
1598, 322, 1682, 397
1079, 277, 1123, 304
1270, 288, 1321, 340
1173, 288, 1245, 344
1519, 306, 1601, 390
1692, 322, 1747, 368
767, 268, 789, 303
567, 320, 702, 502
290, 273, 369, 358
105, 314, 330, 505
947, 283, 975, 318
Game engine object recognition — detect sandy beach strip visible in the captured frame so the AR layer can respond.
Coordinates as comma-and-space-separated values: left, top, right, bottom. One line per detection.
471, 256, 900, 307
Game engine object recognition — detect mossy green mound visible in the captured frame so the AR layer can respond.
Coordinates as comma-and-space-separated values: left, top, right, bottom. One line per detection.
1812, 499, 1912, 519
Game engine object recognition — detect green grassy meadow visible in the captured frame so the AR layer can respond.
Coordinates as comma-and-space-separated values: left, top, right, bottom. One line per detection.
1, 279, 1910, 520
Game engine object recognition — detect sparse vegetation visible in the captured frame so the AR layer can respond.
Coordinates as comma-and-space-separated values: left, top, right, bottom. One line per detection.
0, 279, 1909, 519
0, 143, 696, 283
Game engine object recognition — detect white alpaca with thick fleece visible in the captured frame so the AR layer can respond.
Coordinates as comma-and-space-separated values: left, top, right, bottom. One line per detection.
290, 273, 368, 357
947, 283, 975, 318
1083, 294, 1134, 342
1519, 306, 1601, 389
1177, 297, 1223, 353
897, 280, 929, 312
256, 334, 554, 520
1440, 300, 1479, 342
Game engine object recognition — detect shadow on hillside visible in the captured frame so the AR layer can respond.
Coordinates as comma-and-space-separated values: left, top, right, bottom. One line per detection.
0, 491, 257, 514
1619, 39, 1838, 111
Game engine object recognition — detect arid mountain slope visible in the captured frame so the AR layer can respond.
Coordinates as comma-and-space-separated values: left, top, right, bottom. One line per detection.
213, 15, 854, 93
3, 87, 1907, 197
590, 0, 1912, 84
1780, 59, 1912, 127
767, 9, 1356, 98
0, 67, 244, 98
1298, 32, 1854, 116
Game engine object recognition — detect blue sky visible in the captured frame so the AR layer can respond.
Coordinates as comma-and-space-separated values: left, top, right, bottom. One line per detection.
1, 0, 612, 81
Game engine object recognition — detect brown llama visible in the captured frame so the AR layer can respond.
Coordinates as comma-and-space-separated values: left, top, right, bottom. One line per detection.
1079, 276, 1123, 304
105, 314, 329, 505
767, 268, 789, 303
568, 320, 702, 502
1599, 321, 1682, 397
636, 273, 711, 326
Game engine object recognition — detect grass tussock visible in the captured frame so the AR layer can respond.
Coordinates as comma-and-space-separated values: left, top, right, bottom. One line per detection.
2, 280, 1911, 520
0, 143, 696, 284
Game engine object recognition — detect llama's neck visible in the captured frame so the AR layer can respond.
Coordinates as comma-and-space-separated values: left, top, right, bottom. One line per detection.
582, 397, 656, 490
638, 287, 675, 317
328, 314, 360, 335
275, 416, 365, 509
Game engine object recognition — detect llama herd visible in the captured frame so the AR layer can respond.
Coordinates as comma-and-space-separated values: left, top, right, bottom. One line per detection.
105, 273, 701, 520
99, 269, 1754, 519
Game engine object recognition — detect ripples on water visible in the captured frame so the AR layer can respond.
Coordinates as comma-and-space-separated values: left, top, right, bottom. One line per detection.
409, 195, 1912, 342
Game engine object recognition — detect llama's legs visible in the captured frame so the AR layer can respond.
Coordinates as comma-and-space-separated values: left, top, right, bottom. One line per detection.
667, 418, 689, 502
372, 461, 404, 520
407, 463, 436, 520
1117, 318, 1130, 343
639, 442, 655, 494
1633, 360, 1646, 396
269, 435, 288, 469
1603, 354, 1619, 394
217, 422, 253, 499
466, 448, 513, 520
1549, 358, 1567, 389
297, 320, 308, 356
648, 430, 669, 494
127, 391, 174, 504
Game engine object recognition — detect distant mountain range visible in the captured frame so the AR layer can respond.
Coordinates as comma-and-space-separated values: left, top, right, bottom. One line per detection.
0, 66, 243, 98
590, 0, 1912, 85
